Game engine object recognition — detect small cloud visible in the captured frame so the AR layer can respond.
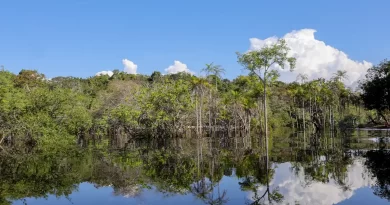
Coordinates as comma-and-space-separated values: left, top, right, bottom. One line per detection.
95, 70, 113, 77
95, 59, 137, 77
123, 59, 137, 74
165, 60, 193, 74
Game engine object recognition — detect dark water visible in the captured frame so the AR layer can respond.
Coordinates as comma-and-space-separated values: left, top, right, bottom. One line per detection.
3, 129, 390, 205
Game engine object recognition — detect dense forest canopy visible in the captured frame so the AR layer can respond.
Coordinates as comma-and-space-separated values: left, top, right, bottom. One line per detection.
0, 39, 389, 148
1, 59, 389, 148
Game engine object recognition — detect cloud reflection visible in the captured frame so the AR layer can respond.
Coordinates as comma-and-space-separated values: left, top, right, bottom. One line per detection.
249, 159, 375, 205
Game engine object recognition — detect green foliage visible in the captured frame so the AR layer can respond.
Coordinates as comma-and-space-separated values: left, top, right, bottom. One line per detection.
236, 39, 296, 83
0, 56, 379, 147
110, 105, 140, 128
361, 59, 390, 123
14, 69, 46, 89
139, 79, 193, 132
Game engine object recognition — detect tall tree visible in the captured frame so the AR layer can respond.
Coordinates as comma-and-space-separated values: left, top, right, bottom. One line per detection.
191, 77, 210, 134
296, 73, 308, 130
236, 39, 296, 157
202, 63, 225, 128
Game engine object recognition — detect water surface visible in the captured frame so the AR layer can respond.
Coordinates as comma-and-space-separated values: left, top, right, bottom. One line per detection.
3, 129, 390, 205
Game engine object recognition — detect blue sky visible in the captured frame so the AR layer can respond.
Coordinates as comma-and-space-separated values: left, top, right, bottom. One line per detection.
1, 0, 389, 81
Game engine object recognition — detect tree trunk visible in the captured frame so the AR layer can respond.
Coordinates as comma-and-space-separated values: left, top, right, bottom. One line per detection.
302, 100, 305, 131
263, 79, 268, 161
323, 106, 326, 130
196, 95, 199, 134
215, 79, 218, 128
379, 112, 389, 124
234, 104, 237, 130
200, 93, 203, 133
332, 108, 335, 129
258, 98, 263, 133
309, 96, 312, 119
209, 90, 212, 129
248, 112, 251, 135
329, 106, 332, 130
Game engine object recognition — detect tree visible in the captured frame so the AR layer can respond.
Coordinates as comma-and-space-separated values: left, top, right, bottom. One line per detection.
236, 39, 296, 157
296, 73, 308, 83
296, 73, 308, 130
201, 63, 225, 91
360, 60, 390, 124
333, 70, 348, 82
201, 63, 225, 128
149, 71, 162, 82
14, 69, 46, 90
365, 148, 390, 200
191, 77, 211, 134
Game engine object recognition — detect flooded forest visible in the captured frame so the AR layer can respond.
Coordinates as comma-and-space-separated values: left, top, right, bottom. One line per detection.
1, 42, 390, 205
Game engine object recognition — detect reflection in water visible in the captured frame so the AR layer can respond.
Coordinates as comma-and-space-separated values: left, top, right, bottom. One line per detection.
251, 159, 373, 205
1, 129, 390, 205
365, 149, 390, 201
246, 156, 284, 205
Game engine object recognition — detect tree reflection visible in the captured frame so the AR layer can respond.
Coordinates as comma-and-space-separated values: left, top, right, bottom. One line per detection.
0, 147, 90, 205
0, 129, 389, 204
190, 137, 229, 205
288, 132, 353, 191
246, 155, 284, 205
191, 179, 213, 200
365, 138, 390, 201
204, 188, 228, 205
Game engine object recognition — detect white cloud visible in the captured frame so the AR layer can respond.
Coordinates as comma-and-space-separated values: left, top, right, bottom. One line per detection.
249, 29, 373, 86
165, 60, 193, 74
95, 70, 113, 77
122, 59, 137, 74
248, 158, 375, 205
95, 59, 137, 77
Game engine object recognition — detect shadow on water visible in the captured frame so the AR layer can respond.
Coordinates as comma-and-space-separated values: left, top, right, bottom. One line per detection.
1, 128, 390, 204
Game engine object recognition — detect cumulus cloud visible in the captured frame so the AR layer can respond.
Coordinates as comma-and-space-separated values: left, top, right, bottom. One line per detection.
248, 158, 375, 205
165, 60, 193, 74
122, 59, 137, 74
95, 59, 137, 77
249, 29, 372, 86
95, 70, 113, 77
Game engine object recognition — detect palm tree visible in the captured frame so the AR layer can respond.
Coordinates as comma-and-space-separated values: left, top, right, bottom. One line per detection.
202, 63, 225, 128
296, 73, 309, 130
191, 77, 210, 134
202, 63, 225, 91
296, 73, 308, 84
333, 70, 348, 82
191, 179, 213, 201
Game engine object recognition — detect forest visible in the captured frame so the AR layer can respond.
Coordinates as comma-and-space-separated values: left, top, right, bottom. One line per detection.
0, 40, 389, 149
1, 38, 390, 205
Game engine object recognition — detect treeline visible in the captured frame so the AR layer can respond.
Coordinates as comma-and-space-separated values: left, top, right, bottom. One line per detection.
3, 40, 390, 147
0, 64, 372, 146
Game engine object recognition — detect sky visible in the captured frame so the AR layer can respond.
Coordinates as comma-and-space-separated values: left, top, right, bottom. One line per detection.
1, 0, 389, 85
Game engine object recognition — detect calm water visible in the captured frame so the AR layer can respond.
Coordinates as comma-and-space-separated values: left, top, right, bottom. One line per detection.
3, 129, 390, 205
